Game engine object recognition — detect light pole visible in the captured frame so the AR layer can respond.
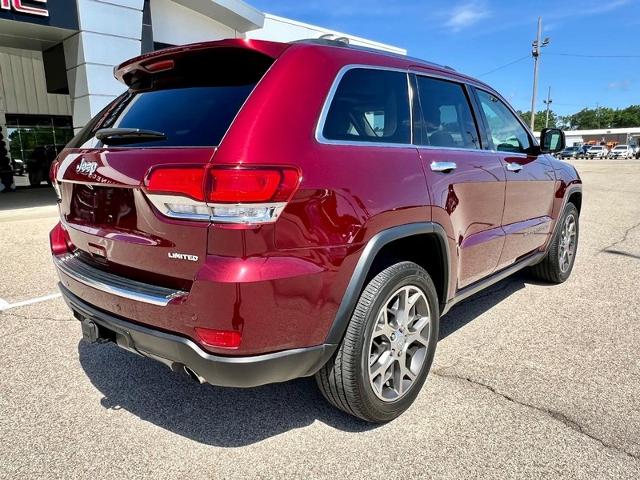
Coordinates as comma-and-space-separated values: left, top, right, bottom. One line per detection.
530, 17, 550, 131
543, 86, 553, 128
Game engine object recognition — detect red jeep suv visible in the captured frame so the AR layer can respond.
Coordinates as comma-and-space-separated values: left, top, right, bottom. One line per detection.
50, 38, 581, 422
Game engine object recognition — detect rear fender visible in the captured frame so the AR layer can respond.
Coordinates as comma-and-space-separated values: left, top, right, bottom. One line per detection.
324, 222, 450, 345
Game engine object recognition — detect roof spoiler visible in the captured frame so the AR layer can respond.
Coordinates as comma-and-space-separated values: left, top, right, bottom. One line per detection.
114, 39, 290, 85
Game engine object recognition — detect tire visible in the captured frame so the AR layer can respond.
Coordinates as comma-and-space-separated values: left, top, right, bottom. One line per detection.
28, 170, 42, 187
531, 203, 579, 283
316, 261, 439, 423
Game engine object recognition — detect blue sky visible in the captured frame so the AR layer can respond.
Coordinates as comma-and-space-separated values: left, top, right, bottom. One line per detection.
250, 0, 640, 116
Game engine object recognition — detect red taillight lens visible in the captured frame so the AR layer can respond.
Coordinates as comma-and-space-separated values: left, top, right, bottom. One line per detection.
144, 167, 206, 201
207, 167, 300, 203
207, 168, 280, 203
49, 161, 59, 183
143, 166, 301, 204
50, 222, 74, 256
194, 327, 242, 349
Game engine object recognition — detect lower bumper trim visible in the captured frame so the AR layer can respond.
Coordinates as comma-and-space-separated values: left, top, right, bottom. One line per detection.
60, 284, 336, 388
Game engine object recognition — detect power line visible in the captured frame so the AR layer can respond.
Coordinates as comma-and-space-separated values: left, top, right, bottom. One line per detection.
477, 55, 530, 77
547, 53, 640, 58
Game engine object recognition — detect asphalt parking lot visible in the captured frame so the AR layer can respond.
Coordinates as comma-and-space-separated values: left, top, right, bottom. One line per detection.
1, 160, 639, 479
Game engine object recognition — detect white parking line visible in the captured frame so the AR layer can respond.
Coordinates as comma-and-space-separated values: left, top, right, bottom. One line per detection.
0, 293, 62, 312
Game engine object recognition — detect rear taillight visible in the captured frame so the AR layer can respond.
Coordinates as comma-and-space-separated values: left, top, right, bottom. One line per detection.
50, 222, 74, 256
145, 167, 206, 201
143, 165, 301, 224
50, 161, 61, 200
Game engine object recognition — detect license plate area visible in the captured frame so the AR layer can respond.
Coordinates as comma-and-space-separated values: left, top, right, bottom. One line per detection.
69, 184, 137, 229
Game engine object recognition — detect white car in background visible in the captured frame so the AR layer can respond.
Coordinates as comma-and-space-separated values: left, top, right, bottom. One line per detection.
586, 145, 609, 159
608, 145, 634, 159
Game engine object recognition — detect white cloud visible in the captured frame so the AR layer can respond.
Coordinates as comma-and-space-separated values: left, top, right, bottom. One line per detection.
608, 80, 632, 91
445, 2, 490, 32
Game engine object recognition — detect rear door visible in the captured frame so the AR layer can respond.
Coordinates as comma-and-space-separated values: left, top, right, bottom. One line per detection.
54, 46, 276, 289
412, 73, 507, 290
473, 88, 556, 269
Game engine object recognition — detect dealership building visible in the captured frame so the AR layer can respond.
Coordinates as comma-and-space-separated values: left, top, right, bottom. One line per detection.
0, 0, 404, 181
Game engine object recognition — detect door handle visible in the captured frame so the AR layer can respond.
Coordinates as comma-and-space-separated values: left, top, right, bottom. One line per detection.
430, 161, 457, 173
506, 162, 523, 172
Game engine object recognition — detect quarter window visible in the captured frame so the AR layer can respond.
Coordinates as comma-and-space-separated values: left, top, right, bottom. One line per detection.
415, 76, 480, 149
322, 68, 410, 144
476, 90, 532, 153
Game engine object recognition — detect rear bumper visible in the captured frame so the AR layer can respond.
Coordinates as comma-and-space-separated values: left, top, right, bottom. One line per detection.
61, 285, 336, 387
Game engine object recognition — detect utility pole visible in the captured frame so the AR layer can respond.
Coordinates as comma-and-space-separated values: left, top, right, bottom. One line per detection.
543, 86, 553, 128
530, 17, 550, 131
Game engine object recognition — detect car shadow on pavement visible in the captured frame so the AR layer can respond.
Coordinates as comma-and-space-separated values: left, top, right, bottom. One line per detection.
78, 341, 376, 447
77, 271, 535, 447
439, 272, 530, 340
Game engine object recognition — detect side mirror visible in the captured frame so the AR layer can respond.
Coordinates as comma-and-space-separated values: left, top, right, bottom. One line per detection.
540, 128, 565, 154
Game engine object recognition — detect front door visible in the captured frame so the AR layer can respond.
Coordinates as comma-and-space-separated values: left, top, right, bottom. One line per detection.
474, 89, 556, 269
412, 73, 506, 291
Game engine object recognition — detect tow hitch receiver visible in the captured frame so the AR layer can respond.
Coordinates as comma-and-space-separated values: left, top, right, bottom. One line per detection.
80, 319, 100, 343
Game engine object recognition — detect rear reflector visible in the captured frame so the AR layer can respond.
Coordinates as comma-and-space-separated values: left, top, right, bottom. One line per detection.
194, 327, 242, 349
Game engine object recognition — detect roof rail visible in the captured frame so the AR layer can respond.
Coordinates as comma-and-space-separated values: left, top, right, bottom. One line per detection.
290, 37, 454, 72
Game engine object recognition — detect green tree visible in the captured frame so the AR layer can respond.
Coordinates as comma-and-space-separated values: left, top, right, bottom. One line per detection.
612, 105, 640, 128
561, 106, 640, 130
518, 110, 558, 130
564, 108, 597, 129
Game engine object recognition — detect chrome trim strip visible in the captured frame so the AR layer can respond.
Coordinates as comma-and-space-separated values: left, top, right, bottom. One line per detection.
145, 194, 286, 224
208, 202, 287, 224
417, 145, 493, 154
146, 194, 211, 221
54, 253, 188, 307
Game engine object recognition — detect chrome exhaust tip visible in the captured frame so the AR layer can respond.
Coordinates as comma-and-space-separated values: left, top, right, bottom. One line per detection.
183, 365, 206, 384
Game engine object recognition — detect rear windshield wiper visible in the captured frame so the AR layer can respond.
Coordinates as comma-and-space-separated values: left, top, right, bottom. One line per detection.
95, 128, 166, 145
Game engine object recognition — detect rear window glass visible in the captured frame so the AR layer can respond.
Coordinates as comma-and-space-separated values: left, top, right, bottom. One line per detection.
322, 68, 410, 144
68, 48, 273, 148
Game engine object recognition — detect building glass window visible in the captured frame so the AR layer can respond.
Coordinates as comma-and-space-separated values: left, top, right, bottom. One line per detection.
5, 114, 73, 162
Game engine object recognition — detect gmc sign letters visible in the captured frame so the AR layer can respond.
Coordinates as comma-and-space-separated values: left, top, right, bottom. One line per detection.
1, 0, 48, 17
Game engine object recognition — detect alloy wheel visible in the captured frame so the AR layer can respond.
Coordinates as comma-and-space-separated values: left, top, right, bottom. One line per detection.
558, 214, 577, 273
367, 285, 431, 402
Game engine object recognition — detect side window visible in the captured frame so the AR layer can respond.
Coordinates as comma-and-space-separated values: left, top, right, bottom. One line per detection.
415, 76, 480, 149
476, 90, 532, 153
322, 68, 410, 144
